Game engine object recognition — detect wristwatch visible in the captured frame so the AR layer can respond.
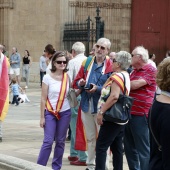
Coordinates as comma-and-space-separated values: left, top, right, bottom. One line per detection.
98, 110, 104, 115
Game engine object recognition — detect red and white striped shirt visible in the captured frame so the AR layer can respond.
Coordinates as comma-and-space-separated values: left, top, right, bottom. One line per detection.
130, 64, 156, 117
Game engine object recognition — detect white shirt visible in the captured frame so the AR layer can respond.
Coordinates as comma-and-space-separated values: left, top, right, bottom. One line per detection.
46, 60, 52, 74
67, 53, 87, 82
43, 74, 70, 112
148, 59, 157, 69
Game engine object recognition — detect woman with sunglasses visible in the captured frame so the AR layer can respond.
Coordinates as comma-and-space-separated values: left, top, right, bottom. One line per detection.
37, 51, 71, 170
96, 51, 132, 170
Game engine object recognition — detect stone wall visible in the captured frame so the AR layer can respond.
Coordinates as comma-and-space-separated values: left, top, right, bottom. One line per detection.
0, 0, 132, 82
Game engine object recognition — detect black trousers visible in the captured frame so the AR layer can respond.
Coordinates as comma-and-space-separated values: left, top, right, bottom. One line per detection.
12, 95, 19, 105
95, 121, 125, 170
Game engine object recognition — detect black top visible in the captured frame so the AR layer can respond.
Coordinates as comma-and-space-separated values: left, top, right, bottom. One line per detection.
23, 56, 30, 64
149, 100, 170, 170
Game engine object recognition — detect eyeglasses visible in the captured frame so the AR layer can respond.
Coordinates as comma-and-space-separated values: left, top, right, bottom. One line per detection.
96, 45, 106, 50
131, 54, 141, 57
55, 60, 67, 64
112, 58, 117, 63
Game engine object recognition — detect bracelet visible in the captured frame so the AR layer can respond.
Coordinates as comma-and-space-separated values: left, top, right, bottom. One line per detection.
98, 110, 104, 115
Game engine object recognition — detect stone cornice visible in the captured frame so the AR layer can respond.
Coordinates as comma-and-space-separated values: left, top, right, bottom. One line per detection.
69, 1, 131, 9
0, 0, 13, 9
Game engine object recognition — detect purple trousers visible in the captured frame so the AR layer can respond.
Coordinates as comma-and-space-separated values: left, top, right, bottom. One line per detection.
37, 109, 71, 170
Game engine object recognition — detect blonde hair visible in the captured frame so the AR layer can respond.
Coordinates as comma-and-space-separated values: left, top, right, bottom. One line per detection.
156, 58, 170, 92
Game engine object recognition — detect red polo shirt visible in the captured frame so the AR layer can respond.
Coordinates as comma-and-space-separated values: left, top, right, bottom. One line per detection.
130, 64, 156, 117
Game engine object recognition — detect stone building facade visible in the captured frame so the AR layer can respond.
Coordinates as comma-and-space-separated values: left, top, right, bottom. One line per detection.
0, 0, 131, 82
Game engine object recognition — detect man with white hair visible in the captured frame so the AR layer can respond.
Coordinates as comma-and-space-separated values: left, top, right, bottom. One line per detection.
124, 46, 156, 170
10, 47, 21, 85
0, 44, 9, 142
67, 42, 87, 166
73, 38, 113, 170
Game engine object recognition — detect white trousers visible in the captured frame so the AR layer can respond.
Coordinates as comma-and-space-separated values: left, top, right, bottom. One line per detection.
81, 111, 110, 170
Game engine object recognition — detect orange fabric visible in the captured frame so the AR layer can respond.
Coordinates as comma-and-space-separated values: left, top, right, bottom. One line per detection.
0, 56, 9, 121
46, 73, 68, 120
75, 107, 87, 151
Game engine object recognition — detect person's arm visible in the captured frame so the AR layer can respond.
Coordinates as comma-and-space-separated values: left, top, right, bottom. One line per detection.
130, 79, 147, 90
39, 57, 43, 71
73, 64, 86, 89
67, 61, 74, 83
28, 56, 32, 67
15, 54, 20, 64
40, 82, 48, 128
97, 81, 120, 125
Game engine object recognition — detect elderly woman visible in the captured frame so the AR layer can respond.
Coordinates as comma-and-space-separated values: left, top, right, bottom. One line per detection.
96, 51, 132, 170
149, 58, 170, 170
37, 51, 71, 170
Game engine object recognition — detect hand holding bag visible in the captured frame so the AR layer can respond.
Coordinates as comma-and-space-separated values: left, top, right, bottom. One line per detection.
103, 73, 134, 123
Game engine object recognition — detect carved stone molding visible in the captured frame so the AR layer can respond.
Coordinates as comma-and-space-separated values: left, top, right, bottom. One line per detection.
0, 0, 13, 9
69, 1, 131, 9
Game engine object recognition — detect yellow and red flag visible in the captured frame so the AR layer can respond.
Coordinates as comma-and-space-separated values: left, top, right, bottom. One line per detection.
46, 72, 68, 119
0, 55, 9, 121
75, 107, 87, 151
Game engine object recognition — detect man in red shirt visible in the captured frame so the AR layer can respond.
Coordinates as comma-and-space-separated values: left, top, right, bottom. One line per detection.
124, 46, 156, 170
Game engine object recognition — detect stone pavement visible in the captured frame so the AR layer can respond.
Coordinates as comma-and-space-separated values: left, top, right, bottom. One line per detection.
0, 83, 129, 170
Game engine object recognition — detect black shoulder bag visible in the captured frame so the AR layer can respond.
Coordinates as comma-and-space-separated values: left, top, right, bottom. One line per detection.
103, 73, 134, 124
149, 102, 162, 151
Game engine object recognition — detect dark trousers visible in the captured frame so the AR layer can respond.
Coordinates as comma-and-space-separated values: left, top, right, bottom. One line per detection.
12, 95, 19, 105
95, 121, 125, 170
40, 71, 46, 86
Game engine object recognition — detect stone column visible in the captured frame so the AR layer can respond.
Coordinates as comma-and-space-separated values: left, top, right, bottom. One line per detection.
0, 0, 13, 47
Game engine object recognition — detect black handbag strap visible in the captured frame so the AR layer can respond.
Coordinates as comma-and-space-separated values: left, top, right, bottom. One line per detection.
120, 72, 126, 95
149, 102, 162, 151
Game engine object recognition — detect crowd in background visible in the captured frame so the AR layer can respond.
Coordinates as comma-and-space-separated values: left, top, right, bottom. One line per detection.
1, 41, 170, 170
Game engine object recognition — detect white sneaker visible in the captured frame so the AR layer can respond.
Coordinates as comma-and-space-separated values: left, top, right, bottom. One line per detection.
25, 86, 28, 89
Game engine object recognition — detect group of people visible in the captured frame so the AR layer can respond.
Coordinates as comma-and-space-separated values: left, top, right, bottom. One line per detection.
8, 47, 31, 88
1, 39, 170, 170
35, 38, 170, 170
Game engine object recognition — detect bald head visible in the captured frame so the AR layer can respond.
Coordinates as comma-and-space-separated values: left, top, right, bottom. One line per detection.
109, 52, 116, 60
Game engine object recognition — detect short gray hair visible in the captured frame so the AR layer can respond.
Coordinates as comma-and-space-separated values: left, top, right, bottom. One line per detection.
116, 51, 132, 70
72, 42, 85, 54
133, 46, 149, 63
97, 38, 111, 49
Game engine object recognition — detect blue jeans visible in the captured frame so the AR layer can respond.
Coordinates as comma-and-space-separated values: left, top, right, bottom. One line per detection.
70, 104, 87, 162
124, 115, 150, 170
12, 95, 19, 105
40, 71, 46, 87
95, 121, 125, 170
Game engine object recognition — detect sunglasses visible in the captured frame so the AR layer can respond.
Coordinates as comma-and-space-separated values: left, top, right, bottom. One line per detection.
96, 45, 106, 50
131, 54, 141, 57
55, 60, 67, 64
112, 58, 117, 63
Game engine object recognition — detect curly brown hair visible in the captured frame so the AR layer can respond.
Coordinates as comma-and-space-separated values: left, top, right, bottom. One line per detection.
156, 58, 170, 92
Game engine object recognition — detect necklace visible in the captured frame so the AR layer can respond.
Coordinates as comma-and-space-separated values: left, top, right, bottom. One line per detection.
161, 90, 170, 98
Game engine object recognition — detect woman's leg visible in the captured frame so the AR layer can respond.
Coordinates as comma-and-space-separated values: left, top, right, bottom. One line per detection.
52, 109, 71, 170
95, 122, 124, 170
25, 65, 30, 86
37, 111, 57, 166
110, 126, 125, 170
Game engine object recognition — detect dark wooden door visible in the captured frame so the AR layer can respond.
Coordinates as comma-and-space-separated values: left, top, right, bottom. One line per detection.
130, 0, 170, 64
